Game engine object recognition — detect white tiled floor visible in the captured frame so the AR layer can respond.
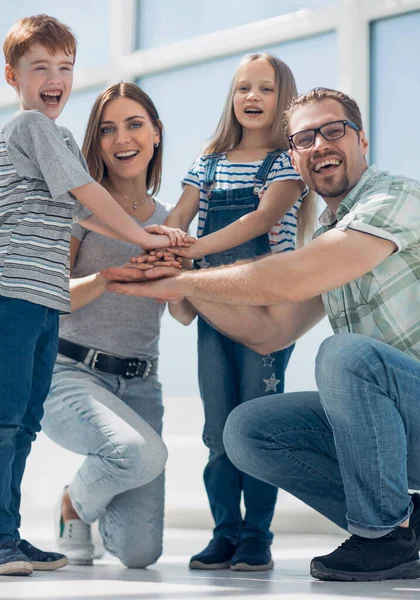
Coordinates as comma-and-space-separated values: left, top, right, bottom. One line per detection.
3, 530, 420, 600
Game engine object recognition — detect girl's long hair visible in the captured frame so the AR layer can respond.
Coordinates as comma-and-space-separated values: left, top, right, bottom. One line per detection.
204, 52, 317, 246
82, 82, 163, 196
204, 52, 297, 154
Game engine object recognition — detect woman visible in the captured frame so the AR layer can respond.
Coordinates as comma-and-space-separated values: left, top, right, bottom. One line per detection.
41, 82, 194, 568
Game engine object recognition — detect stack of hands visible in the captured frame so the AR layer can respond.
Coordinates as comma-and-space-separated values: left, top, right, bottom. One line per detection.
101, 223, 196, 301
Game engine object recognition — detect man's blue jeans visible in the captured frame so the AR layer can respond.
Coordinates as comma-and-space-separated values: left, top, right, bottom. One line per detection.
224, 333, 420, 538
0, 297, 58, 541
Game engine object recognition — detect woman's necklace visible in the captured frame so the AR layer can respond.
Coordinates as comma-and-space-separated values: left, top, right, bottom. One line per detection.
108, 183, 149, 210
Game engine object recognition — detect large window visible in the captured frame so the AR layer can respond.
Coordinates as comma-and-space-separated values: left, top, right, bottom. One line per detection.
136, 0, 336, 49
370, 10, 420, 179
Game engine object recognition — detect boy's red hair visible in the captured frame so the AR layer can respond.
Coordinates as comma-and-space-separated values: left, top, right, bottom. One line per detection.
3, 14, 77, 67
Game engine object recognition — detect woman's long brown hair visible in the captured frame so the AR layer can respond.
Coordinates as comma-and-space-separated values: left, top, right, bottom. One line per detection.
82, 82, 163, 196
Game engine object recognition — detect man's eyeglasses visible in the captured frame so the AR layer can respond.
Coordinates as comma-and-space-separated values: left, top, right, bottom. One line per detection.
288, 119, 360, 150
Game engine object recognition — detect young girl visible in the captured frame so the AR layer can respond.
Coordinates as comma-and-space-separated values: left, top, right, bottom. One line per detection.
159, 52, 316, 572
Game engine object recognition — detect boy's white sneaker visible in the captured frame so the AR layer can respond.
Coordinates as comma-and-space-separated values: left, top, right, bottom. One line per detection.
54, 489, 94, 566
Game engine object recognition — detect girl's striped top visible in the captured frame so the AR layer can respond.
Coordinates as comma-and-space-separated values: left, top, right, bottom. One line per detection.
0, 110, 93, 313
182, 151, 307, 253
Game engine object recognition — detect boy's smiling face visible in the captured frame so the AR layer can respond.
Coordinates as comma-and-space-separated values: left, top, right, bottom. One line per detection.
5, 42, 74, 120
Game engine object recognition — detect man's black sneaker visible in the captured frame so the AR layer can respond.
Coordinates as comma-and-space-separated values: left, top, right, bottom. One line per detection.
310, 527, 420, 582
409, 493, 420, 545
189, 537, 237, 570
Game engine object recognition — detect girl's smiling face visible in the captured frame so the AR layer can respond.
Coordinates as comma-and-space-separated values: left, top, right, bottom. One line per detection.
99, 96, 160, 180
233, 59, 278, 133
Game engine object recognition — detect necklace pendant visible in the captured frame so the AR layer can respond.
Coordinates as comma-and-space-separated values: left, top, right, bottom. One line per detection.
132, 201, 138, 210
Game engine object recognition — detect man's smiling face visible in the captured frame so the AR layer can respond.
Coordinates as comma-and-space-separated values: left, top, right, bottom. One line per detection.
288, 99, 368, 206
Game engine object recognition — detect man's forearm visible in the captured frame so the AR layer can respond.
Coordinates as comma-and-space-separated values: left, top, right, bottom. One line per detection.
258, 295, 326, 354
190, 298, 274, 348
175, 254, 294, 305
173, 227, 396, 306
189, 295, 325, 354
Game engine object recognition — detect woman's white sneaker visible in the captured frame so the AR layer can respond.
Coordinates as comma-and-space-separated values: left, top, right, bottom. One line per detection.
54, 489, 94, 566
57, 520, 94, 565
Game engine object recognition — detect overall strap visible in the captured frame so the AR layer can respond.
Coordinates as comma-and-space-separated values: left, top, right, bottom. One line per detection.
254, 149, 283, 187
203, 153, 222, 188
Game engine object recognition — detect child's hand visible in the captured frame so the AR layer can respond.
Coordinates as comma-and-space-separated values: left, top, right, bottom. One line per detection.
169, 245, 204, 260
130, 253, 182, 270
144, 224, 195, 247
146, 250, 183, 264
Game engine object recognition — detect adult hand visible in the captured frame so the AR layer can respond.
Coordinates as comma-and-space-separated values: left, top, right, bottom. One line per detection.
102, 253, 177, 280
144, 224, 196, 247
103, 266, 184, 302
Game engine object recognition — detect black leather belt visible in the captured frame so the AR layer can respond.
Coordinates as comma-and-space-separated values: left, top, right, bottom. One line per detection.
58, 338, 158, 379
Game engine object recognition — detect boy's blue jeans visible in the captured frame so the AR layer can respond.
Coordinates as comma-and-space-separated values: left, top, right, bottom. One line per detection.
224, 333, 420, 538
0, 297, 58, 541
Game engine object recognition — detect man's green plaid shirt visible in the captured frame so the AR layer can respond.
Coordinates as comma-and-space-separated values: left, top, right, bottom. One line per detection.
314, 165, 420, 360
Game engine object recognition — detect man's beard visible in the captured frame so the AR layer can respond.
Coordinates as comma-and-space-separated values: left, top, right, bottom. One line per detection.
313, 173, 350, 199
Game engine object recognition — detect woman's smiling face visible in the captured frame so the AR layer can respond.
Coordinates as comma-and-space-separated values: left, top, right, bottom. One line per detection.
99, 96, 160, 180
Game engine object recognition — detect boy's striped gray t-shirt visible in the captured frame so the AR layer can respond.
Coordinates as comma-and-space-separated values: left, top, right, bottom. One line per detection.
0, 110, 93, 313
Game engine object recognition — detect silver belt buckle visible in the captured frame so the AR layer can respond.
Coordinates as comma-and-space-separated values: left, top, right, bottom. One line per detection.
142, 360, 152, 379
90, 350, 101, 371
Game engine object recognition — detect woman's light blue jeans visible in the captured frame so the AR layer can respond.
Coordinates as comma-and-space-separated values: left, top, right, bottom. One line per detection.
42, 355, 167, 567
224, 333, 420, 538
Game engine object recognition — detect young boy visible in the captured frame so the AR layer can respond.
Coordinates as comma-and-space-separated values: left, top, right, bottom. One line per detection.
0, 14, 185, 576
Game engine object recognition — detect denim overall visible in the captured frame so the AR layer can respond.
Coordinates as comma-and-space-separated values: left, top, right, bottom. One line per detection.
196, 151, 295, 543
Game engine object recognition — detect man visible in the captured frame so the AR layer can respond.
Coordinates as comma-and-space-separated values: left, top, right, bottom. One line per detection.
102, 88, 420, 582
